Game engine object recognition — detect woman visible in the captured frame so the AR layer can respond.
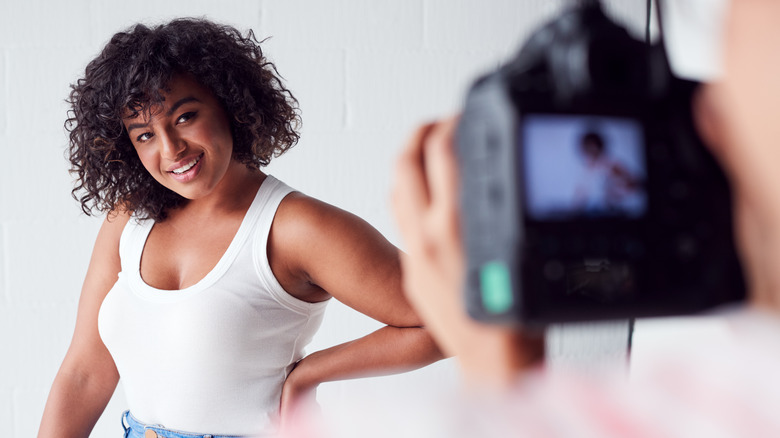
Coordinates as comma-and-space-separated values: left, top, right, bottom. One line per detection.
38, 18, 441, 438
572, 130, 643, 216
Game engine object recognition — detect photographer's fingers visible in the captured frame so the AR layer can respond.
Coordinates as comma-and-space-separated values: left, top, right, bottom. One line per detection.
423, 116, 460, 214
696, 0, 780, 308
698, 0, 780, 218
422, 117, 463, 256
393, 119, 544, 386
392, 122, 437, 246
393, 119, 467, 358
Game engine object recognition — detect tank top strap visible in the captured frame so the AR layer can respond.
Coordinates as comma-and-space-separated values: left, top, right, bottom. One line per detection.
118, 215, 153, 281
246, 175, 295, 235
251, 176, 329, 315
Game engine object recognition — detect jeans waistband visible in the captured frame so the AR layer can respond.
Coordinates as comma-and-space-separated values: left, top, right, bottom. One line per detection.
122, 410, 247, 438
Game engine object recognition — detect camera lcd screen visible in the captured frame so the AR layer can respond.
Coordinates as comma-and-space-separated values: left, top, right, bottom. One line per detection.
521, 114, 648, 221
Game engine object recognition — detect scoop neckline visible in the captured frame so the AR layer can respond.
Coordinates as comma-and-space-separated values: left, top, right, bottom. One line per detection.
128, 176, 273, 302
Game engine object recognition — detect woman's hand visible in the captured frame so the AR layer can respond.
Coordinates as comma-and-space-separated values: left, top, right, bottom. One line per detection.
391, 117, 543, 389
279, 358, 319, 430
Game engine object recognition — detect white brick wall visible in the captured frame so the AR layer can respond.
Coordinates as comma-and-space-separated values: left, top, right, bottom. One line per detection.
0, 1, 658, 436
0, 52, 7, 136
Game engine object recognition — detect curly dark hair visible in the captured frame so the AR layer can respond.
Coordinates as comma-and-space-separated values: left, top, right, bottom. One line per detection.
67, 18, 300, 221
580, 131, 606, 154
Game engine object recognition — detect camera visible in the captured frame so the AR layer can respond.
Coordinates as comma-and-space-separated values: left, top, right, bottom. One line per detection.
456, 2, 745, 326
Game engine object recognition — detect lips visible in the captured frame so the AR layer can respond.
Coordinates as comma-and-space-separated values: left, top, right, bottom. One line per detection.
172, 156, 200, 175
167, 153, 204, 182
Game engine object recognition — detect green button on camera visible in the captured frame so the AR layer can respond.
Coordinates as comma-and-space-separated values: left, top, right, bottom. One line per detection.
479, 261, 513, 314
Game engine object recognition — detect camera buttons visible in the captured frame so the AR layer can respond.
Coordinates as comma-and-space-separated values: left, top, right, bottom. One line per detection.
543, 260, 565, 282
479, 261, 514, 315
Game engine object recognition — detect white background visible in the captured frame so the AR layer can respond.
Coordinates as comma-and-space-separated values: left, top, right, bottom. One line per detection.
0, 0, 730, 436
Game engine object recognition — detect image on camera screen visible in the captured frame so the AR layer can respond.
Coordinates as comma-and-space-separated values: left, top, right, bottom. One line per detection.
521, 114, 647, 221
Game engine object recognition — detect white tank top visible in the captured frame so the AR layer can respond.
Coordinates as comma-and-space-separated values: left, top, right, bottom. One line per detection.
98, 175, 328, 436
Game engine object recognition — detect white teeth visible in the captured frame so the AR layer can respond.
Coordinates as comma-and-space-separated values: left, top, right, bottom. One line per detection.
171, 156, 200, 174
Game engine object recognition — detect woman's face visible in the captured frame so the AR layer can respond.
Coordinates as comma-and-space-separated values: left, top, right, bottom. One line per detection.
581, 140, 604, 162
123, 74, 234, 200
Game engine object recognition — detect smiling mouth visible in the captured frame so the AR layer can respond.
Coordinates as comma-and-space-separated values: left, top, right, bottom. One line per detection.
170, 154, 203, 175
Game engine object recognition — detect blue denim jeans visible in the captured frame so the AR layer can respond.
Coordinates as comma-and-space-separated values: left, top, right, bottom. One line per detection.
122, 410, 246, 438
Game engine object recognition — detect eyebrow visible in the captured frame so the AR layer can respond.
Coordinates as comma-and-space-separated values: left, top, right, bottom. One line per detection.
125, 96, 202, 132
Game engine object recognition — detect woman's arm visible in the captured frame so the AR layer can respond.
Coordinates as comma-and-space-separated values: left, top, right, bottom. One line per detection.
279, 325, 440, 419
38, 212, 130, 438
269, 193, 445, 418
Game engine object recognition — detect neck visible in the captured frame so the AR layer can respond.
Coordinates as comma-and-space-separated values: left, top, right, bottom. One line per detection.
179, 160, 265, 218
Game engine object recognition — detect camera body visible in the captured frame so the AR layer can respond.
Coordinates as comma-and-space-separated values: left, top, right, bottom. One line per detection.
456, 3, 745, 326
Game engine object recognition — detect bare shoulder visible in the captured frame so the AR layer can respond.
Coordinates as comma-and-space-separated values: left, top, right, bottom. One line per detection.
274, 192, 360, 234
268, 192, 372, 301
95, 208, 133, 252
83, 208, 134, 285
103, 208, 133, 234
270, 192, 359, 272
270, 192, 414, 325
272, 192, 389, 256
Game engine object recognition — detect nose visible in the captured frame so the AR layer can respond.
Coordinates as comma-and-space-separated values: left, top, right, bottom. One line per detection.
157, 127, 186, 160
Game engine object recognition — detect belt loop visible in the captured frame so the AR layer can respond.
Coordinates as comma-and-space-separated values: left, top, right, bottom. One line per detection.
121, 410, 130, 437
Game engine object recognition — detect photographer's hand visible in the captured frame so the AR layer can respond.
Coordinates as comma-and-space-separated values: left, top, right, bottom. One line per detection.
695, 0, 780, 310
392, 117, 544, 389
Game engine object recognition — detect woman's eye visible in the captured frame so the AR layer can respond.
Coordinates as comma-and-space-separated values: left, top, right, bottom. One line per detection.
137, 132, 153, 142
176, 111, 197, 124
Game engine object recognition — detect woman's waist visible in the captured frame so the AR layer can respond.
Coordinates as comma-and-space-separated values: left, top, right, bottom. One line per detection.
122, 409, 275, 438
121, 376, 285, 436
